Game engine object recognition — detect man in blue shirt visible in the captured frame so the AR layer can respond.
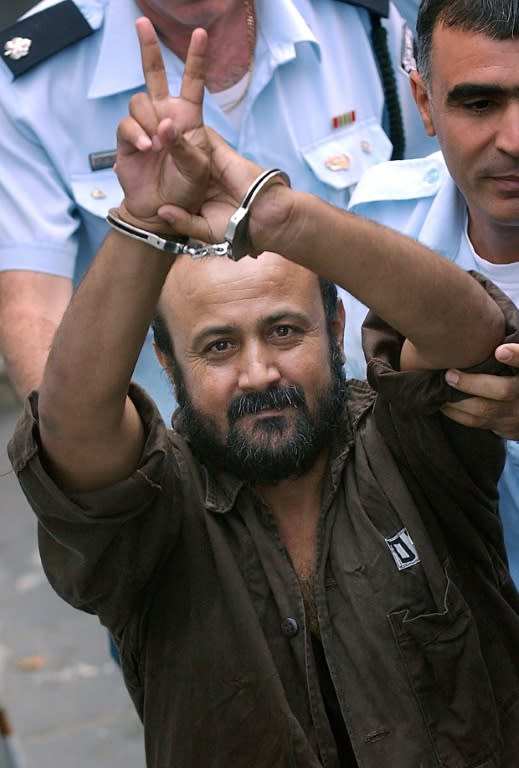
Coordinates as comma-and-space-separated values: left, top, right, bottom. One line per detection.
341, 0, 519, 585
0, 0, 435, 418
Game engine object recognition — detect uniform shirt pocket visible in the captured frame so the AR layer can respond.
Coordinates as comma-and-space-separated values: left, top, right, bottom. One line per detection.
71, 168, 123, 219
301, 118, 392, 192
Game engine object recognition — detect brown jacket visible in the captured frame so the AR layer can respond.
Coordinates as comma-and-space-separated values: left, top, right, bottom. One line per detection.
8, 276, 519, 768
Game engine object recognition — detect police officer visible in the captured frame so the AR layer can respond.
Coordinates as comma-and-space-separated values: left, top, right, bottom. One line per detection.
0, 0, 436, 418
341, 0, 519, 587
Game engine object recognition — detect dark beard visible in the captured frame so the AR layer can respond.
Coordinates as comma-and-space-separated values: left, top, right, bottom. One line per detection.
174, 350, 347, 486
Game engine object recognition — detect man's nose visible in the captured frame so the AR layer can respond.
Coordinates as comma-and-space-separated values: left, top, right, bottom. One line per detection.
237, 344, 281, 391
496, 103, 519, 156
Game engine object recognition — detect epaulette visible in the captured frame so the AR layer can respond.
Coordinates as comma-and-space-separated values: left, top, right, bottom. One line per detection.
0, 0, 95, 78
334, 0, 390, 18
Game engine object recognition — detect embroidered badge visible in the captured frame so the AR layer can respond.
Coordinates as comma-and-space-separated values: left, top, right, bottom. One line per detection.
385, 528, 420, 571
4, 36, 32, 60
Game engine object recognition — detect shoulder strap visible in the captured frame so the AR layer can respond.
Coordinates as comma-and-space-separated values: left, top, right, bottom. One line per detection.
333, 0, 389, 16
0, 0, 94, 78
332, 0, 405, 159
368, 10, 405, 159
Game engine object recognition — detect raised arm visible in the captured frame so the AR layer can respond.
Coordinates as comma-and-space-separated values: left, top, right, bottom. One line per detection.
37, 21, 210, 493
158, 130, 504, 372
244, 185, 504, 372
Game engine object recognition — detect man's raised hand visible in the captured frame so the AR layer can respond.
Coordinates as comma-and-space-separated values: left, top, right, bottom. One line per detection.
115, 18, 211, 227
115, 18, 285, 251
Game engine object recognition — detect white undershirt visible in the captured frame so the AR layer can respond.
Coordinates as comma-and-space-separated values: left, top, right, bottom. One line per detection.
461, 220, 519, 307
212, 71, 252, 130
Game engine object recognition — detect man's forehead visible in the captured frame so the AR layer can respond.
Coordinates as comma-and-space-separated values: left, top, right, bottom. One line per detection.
430, 23, 519, 80
159, 251, 322, 333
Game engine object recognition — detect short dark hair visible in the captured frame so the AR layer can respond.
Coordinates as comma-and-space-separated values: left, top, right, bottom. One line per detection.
152, 276, 339, 398
417, 0, 519, 88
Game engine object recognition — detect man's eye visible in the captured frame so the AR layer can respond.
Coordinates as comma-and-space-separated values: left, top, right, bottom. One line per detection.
208, 340, 232, 353
463, 99, 493, 113
270, 325, 304, 344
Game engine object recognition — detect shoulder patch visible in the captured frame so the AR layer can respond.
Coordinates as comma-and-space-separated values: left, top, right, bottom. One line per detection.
0, 0, 94, 78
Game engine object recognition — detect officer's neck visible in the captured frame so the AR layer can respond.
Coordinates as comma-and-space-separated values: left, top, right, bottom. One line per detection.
135, 0, 253, 93
467, 207, 519, 266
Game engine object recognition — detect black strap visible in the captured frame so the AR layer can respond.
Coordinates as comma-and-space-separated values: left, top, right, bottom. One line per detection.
334, 0, 390, 17
333, 0, 405, 159
369, 11, 405, 160
0, 0, 94, 78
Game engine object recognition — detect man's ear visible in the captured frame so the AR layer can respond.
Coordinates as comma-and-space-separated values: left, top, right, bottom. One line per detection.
153, 342, 180, 400
410, 71, 436, 137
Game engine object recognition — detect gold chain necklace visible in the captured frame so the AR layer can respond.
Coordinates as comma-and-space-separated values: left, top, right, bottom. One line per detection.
223, 0, 256, 111
244, 0, 256, 72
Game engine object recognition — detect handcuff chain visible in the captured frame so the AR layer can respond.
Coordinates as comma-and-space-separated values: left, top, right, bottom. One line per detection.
186, 169, 290, 261
184, 242, 231, 259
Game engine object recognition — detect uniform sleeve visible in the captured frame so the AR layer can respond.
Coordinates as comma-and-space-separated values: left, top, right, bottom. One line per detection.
7, 384, 185, 634
0, 76, 78, 277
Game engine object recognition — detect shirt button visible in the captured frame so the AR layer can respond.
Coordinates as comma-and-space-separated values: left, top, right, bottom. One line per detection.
280, 618, 299, 637
424, 167, 440, 184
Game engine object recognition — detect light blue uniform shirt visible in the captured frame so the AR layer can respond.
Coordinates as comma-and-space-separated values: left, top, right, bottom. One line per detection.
343, 151, 519, 587
0, 0, 437, 419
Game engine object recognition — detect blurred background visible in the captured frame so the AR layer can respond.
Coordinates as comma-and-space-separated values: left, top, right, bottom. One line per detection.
0, 382, 146, 766
0, 7, 146, 765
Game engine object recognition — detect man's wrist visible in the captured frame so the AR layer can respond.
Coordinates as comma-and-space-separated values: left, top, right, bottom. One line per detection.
246, 180, 292, 257
224, 169, 291, 260
116, 201, 175, 236
106, 206, 191, 256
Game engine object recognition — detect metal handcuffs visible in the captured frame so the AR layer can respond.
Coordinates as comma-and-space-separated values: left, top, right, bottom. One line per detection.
106, 168, 291, 262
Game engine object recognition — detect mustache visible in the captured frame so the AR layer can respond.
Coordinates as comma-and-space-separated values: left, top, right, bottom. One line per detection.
483, 166, 519, 178
228, 385, 307, 422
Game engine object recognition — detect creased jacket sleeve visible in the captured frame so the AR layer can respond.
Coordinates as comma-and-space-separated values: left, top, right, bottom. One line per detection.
362, 271, 519, 415
359, 272, 519, 591
7, 383, 184, 635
